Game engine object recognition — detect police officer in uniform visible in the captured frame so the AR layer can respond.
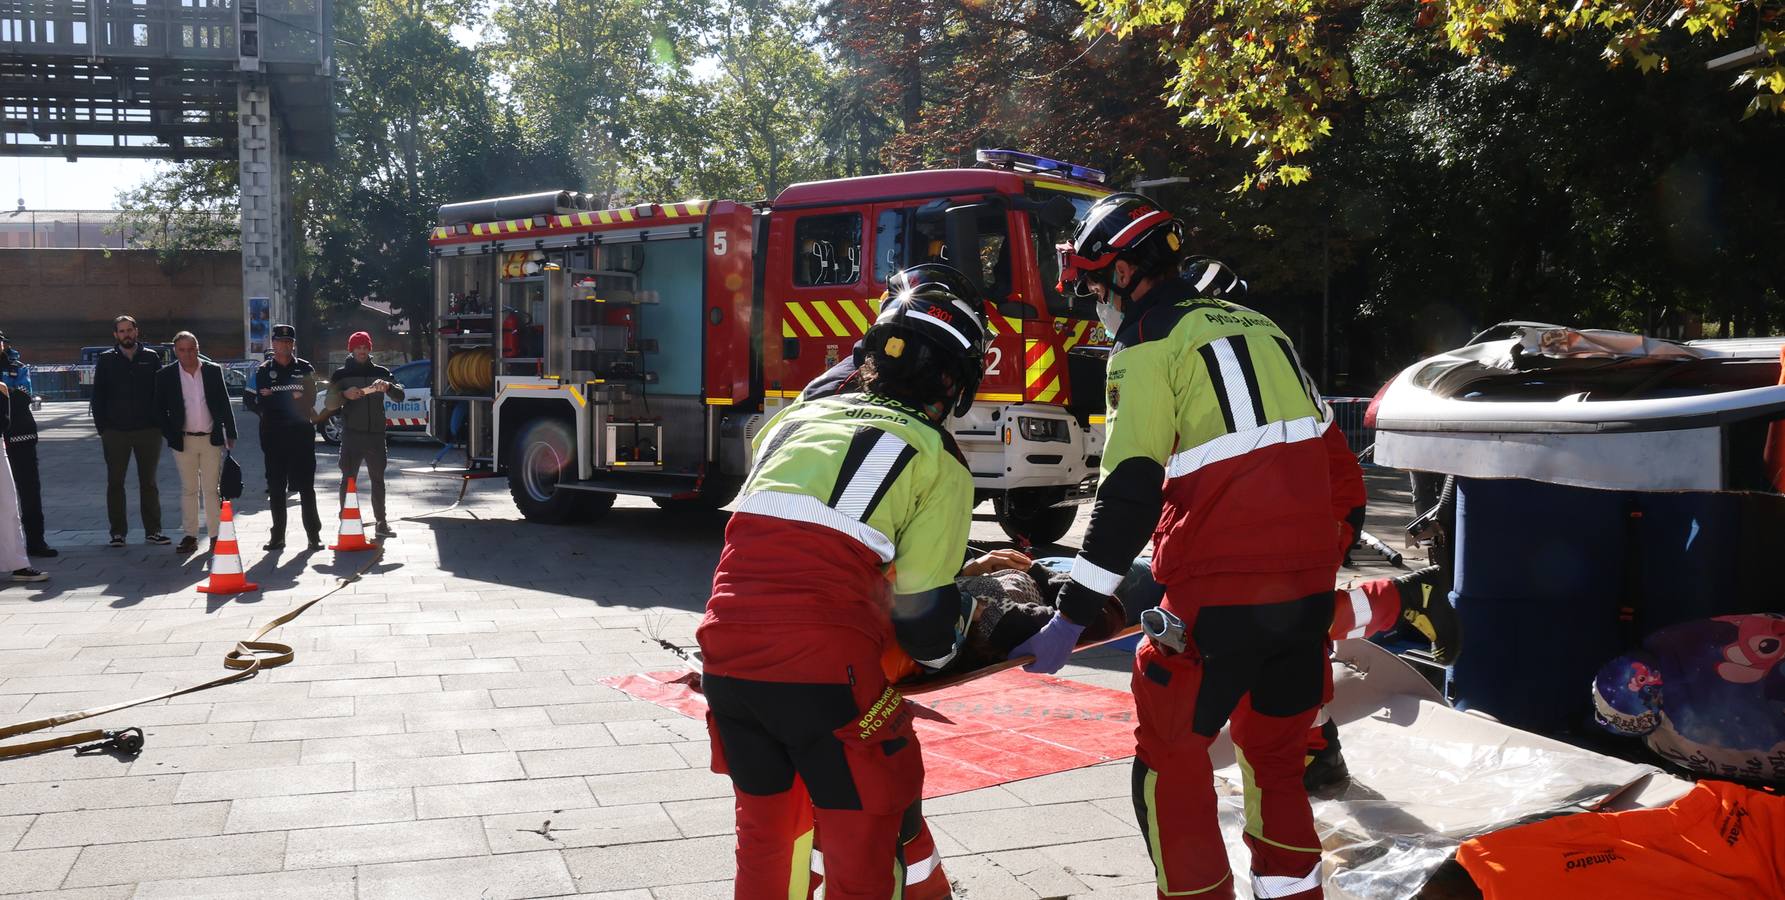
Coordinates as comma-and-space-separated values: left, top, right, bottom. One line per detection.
254, 324, 323, 551
0, 333, 53, 557
1033, 193, 1340, 900
697, 265, 988, 900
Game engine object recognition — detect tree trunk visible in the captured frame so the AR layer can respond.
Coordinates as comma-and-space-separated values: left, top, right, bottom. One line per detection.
767, 133, 781, 197
901, 14, 922, 131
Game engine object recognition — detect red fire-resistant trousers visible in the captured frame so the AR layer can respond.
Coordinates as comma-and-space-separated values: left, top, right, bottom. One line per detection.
1130, 590, 1334, 900
701, 625, 943, 900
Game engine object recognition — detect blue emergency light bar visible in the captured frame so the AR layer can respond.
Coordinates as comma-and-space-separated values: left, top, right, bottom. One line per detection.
975, 149, 1108, 184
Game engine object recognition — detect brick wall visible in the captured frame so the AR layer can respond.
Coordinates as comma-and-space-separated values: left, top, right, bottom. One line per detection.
0, 249, 245, 364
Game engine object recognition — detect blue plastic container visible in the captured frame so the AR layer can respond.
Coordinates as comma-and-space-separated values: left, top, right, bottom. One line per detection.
1630, 492, 1743, 632
1448, 478, 1628, 733
1447, 478, 1785, 734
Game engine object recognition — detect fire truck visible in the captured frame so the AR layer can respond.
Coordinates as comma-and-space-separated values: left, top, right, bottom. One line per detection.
426, 150, 1113, 544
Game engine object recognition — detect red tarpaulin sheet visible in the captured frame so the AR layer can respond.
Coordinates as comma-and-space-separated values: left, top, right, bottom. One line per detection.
600, 669, 1138, 798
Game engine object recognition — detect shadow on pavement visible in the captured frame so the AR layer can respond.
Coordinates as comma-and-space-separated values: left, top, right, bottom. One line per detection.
9, 548, 215, 608
309, 548, 399, 580
421, 504, 731, 614
227, 552, 321, 609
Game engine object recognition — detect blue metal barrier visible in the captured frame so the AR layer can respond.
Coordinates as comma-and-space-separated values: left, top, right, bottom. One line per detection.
28, 366, 90, 402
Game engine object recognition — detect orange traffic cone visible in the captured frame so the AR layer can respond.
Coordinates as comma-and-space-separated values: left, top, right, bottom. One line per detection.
330, 477, 377, 551
198, 501, 259, 595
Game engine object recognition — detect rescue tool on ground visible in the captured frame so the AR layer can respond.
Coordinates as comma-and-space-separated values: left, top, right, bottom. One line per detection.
424, 151, 1116, 543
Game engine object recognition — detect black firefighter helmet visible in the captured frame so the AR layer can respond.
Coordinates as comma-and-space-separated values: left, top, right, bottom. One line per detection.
864, 264, 991, 418
1056, 191, 1185, 297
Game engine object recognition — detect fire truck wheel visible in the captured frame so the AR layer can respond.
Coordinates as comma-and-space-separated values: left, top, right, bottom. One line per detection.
507, 429, 585, 524
993, 489, 1078, 547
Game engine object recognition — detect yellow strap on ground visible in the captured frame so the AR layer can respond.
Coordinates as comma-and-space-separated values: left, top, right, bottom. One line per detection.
0, 546, 385, 761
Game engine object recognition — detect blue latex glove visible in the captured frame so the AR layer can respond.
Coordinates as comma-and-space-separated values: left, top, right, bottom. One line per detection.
1009, 613, 1086, 674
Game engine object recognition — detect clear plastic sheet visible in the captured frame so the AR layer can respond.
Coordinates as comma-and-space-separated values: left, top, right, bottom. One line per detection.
1201, 642, 1669, 899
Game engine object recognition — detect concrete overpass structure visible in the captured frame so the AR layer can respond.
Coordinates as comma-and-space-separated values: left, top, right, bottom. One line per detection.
1, 0, 335, 353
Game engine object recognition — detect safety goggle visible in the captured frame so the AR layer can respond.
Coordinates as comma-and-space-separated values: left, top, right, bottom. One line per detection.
1055, 243, 1115, 297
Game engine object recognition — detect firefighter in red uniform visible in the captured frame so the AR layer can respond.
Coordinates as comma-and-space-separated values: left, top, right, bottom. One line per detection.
1025, 193, 1338, 899
697, 264, 990, 900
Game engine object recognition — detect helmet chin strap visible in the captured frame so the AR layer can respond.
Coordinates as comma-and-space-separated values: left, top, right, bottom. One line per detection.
1108, 265, 1140, 303
945, 370, 973, 418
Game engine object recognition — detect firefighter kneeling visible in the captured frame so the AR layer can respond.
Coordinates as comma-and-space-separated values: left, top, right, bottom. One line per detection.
696, 265, 990, 900
1033, 193, 1337, 900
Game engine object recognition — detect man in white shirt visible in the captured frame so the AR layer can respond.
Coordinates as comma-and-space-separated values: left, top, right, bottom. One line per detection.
156, 332, 238, 554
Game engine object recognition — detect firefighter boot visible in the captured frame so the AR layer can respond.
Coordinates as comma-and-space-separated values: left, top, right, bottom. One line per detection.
1302, 717, 1349, 793
1396, 565, 1461, 665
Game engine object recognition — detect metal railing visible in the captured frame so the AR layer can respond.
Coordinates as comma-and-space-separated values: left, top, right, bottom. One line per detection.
1324, 396, 1376, 460
2, 0, 330, 66
28, 365, 88, 401
0, 209, 237, 249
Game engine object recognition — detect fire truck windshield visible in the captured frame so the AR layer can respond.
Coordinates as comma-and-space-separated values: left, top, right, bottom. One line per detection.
1028, 190, 1104, 319
902, 205, 1013, 301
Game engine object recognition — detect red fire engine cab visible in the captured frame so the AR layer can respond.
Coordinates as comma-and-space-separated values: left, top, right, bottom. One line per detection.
426, 150, 1112, 544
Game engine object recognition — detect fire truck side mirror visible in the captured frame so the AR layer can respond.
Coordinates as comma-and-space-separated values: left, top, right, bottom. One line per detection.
1011, 194, 1077, 230
997, 301, 1038, 320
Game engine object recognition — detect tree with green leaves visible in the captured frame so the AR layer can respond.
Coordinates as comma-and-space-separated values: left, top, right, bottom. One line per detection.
1323, 11, 1785, 349
114, 161, 239, 274
1078, 0, 1785, 186
634, 0, 842, 200
709, 0, 836, 196
482, 0, 709, 204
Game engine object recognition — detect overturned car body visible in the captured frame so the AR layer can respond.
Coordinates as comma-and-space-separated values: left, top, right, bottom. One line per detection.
1373, 322, 1785, 492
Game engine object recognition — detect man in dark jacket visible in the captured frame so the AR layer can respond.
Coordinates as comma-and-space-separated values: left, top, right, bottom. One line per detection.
323, 331, 402, 537
156, 332, 239, 554
90, 315, 168, 547
0, 332, 53, 557
254, 324, 322, 551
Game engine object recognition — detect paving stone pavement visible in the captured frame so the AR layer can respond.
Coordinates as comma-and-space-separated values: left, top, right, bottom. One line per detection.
0, 401, 1420, 898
